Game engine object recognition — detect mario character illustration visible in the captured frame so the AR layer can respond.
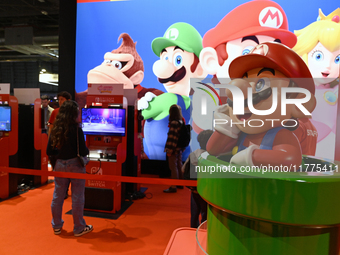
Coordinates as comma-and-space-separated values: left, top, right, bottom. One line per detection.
199, 0, 297, 80
138, 22, 206, 160
194, 0, 318, 157
293, 8, 340, 160
192, 0, 298, 138
207, 42, 316, 168
76, 33, 163, 109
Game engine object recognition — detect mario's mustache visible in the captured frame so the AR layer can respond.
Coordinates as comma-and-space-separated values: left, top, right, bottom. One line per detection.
158, 66, 186, 84
227, 87, 272, 108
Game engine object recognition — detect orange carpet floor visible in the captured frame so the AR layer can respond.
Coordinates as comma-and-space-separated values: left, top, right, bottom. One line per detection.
0, 180, 192, 255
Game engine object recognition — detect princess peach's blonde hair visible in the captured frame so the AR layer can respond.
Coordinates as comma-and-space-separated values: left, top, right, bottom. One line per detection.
293, 8, 340, 65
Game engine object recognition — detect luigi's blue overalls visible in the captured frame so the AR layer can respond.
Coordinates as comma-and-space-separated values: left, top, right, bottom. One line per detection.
143, 94, 191, 161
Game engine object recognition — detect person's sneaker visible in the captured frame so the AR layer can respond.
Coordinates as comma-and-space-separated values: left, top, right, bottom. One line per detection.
54, 228, 61, 235
176, 186, 184, 189
163, 187, 177, 193
74, 225, 93, 237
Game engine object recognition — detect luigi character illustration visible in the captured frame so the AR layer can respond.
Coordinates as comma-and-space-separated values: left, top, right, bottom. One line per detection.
138, 22, 206, 160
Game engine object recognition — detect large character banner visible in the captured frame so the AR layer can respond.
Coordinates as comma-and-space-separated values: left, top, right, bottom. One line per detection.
75, 0, 340, 163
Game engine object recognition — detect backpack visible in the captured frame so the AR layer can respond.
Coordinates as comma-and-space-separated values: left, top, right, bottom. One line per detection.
177, 121, 191, 148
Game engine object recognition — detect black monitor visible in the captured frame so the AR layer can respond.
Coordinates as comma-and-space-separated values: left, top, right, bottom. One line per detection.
81, 108, 126, 136
0, 105, 11, 131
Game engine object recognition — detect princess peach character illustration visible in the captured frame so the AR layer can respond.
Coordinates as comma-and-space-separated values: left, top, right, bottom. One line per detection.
293, 8, 340, 160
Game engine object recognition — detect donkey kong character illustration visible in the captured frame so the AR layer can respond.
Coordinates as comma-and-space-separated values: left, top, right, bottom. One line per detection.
76, 33, 163, 109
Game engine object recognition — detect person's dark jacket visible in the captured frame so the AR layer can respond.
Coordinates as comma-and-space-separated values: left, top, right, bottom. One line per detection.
46, 125, 89, 164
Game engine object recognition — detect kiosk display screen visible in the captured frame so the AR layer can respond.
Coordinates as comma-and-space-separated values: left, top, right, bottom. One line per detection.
0, 106, 11, 131
82, 108, 126, 136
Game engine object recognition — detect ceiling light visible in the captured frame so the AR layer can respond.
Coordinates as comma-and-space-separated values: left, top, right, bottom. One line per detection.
39, 73, 58, 86
41, 10, 48, 15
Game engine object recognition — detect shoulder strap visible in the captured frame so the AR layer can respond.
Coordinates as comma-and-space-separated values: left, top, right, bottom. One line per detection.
237, 132, 247, 153
176, 94, 190, 123
260, 127, 284, 150
176, 94, 186, 110
77, 127, 80, 157
237, 127, 284, 152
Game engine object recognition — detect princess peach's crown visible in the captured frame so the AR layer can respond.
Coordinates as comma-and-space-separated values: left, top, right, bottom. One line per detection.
318, 8, 340, 23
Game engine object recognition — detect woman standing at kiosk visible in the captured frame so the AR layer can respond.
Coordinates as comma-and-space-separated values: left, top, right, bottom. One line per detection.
164, 104, 185, 193
46, 100, 93, 236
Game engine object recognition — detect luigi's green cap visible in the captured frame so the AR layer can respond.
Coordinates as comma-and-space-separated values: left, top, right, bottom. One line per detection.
152, 22, 203, 58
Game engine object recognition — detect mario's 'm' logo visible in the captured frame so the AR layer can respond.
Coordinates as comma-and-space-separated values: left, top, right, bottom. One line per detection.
259, 7, 283, 28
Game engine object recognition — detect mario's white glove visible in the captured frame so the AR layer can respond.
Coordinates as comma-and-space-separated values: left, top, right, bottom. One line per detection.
213, 104, 240, 139
230, 144, 259, 166
138, 92, 156, 110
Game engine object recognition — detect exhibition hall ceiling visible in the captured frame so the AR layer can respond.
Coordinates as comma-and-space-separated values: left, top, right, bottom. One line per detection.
0, 0, 59, 62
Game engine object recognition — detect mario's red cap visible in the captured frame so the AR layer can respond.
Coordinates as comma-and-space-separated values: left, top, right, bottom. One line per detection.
203, 0, 297, 48
229, 42, 315, 94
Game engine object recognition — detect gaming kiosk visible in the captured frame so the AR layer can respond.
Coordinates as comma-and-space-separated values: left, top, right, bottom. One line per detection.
197, 155, 340, 255
0, 87, 48, 200
10, 89, 48, 192
0, 92, 18, 199
33, 98, 49, 186
83, 83, 141, 213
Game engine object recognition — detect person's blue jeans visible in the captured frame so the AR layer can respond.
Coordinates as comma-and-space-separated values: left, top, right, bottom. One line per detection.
51, 157, 87, 234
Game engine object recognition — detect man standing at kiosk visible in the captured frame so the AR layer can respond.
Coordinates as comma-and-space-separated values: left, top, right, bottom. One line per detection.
41, 95, 53, 133
48, 91, 72, 136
